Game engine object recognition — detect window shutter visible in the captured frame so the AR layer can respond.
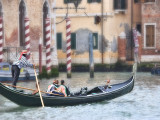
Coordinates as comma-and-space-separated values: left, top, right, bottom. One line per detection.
93, 33, 98, 49
114, 0, 118, 9
121, 0, 126, 9
56, 33, 62, 49
97, 0, 101, 3
71, 33, 76, 49
88, 0, 92, 3
64, 0, 68, 4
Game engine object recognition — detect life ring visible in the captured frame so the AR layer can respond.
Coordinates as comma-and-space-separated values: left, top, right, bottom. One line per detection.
25, 72, 30, 80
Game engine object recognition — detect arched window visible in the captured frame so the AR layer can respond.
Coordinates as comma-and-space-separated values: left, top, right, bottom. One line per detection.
19, 0, 26, 47
0, 2, 2, 17
43, 1, 49, 46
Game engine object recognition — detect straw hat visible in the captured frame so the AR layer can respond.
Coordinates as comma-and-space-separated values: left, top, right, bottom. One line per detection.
21, 50, 27, 54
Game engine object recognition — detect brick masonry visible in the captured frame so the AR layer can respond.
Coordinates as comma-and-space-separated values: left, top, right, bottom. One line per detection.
0, 0, 54, 64
118, 36, 126, 61
141, 1, 160, 57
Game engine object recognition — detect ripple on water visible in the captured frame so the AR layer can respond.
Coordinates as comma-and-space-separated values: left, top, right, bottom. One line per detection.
0, 72, 160, 120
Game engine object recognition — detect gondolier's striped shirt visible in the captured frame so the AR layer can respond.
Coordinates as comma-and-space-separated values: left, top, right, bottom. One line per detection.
13, 55, 33, 69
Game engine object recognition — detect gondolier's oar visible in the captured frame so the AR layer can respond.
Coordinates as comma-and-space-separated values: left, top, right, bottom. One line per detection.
2, 83, 64, 96
31, 53, 44, 107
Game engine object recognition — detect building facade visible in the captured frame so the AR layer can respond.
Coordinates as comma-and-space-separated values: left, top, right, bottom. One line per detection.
140, 0, 160, 62
0, 0, 139, 66
0, 0, 57, 65
55, 0, 132, 64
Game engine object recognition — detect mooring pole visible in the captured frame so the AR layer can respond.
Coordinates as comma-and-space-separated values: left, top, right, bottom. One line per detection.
0, 17, 3, 63
45, 17, 51, 73
66, 17, 71, 78
89, 33, 94, 78
24, 16, 30, 60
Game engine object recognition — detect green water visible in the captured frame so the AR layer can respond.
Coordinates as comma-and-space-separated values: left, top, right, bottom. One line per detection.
0, 72, 160, 120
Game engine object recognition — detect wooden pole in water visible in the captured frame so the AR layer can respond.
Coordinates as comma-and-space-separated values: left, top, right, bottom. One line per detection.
0, 17, 3, 63
66, 17, 71, 78
24, 16, 31, 60
89, 33, 94, 78
45, 17, 51, 73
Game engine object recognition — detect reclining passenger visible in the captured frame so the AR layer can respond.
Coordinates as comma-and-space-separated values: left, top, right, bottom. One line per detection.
56, 80, 70, 97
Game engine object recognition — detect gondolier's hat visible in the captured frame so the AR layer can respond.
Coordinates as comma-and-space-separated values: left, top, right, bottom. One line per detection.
21, 50, 28, 54
19, 49, 28, 60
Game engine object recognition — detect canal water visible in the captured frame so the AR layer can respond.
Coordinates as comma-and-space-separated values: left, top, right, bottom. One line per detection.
0, 72, 160, 120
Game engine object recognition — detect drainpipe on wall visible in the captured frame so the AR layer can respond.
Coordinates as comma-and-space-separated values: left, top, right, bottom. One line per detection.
101, 0, 104, 64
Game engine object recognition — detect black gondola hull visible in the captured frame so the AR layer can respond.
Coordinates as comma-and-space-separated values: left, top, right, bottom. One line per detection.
0, 76, 134, 107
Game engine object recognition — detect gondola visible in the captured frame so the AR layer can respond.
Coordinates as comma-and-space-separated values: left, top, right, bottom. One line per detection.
0, 76, 134, 107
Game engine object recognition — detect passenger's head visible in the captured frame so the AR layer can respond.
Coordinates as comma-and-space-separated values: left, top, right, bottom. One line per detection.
61, 80, 65, 85
107, 79, 110, 84
53, 80, 56, 84
55, 80, 59, 85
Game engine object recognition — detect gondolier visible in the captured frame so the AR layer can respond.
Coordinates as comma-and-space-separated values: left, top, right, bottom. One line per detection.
12, 50, 34, 88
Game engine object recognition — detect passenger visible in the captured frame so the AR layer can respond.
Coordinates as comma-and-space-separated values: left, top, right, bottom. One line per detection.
47, 80, 59, 95
104, 79, 111, 89
56, 80, 69, 97
61, 80, 70, 96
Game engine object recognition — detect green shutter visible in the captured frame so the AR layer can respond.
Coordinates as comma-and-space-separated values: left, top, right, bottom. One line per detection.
93, 33, 98, 49
97, 0, 101, 3
64, 0, 72, 4
121, 0, 126, 9
56, 33, 62, 49
64, 0, 67, 4
88, 0, 101, 3
71, 33, 76, 49
88, 0, 92, 3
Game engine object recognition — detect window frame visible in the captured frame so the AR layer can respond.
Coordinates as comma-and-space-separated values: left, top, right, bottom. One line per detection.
114, 0, 127, 10
144, 0, 156, 3
87, 0, 101, 3
64, 0, 83, 4
144, 23, 156, 49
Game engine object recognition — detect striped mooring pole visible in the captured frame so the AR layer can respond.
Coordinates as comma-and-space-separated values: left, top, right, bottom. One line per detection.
45, 18, 51, 73
0, 17, 3, 63
66, 17, 71, 78
24, 17, 30, 60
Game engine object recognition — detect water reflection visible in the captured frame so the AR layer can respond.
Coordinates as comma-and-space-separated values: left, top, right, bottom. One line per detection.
0, 72, 160, 120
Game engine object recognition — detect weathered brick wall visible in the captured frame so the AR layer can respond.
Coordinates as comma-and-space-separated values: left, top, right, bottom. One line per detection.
1, 0, 54, 64
141, 1, 160, 56
2, 0, 46, 50
118, 35, 126, 61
